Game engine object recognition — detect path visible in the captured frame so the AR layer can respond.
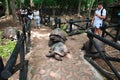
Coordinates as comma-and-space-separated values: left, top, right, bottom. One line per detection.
25, 26, 104, 80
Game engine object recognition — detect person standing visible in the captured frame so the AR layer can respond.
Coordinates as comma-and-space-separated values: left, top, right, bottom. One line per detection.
27, 6, 33, 20
33, 8, 40, 29
91, 2, 106, 35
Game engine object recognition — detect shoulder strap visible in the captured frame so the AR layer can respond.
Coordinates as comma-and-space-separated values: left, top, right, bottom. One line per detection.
101, 8, 104, 16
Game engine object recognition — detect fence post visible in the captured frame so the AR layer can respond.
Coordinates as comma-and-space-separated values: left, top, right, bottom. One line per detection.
17, 31, 20, 40
0, 57, 7, 80
1, 36, 23, 79
22, 23, 26, 39
69, 19, 73, 32
54, 17, 57, 28
19, 35, 27, 80
87, 31, 120, 79
85, 18, 89, 29
26, 27, 31, 53
26, 19, 31, 53
48, 16, 50, 26
115, 28, 120, 42
87, 31, 120, 50
27, 31, 31, 53
58, 18, 61, 28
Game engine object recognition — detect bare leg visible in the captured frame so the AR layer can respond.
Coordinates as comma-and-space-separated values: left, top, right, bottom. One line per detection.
98, 28, 101, 36
94, 28, 101, 36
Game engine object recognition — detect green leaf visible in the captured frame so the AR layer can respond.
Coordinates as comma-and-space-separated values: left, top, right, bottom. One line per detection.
0, 39, 16, 58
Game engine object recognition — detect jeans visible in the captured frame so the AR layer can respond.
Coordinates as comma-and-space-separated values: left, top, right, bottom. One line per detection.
34, 16, 40, 27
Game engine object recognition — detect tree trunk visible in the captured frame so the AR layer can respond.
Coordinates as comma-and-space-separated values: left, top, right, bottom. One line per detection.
10, 0, 17, 26
77, 0, 82, 16
88, 0, 95, 18
53, 7, 55, 17
39, 0, 45, 16
5, 0, 9, 16
30, 0, 34, 7
103, 0, 109, 9
52, 1, 57, 16
18, 0, 22, 8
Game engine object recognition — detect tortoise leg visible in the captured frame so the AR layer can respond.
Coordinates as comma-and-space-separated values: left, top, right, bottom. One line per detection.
46, 52, 54, 57
55, 54, 62, 61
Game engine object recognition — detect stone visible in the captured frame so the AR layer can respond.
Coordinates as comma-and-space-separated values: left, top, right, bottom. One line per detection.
2, 27, 17, 40
50, 71, 56, 78
66, 54, 73, 59
32, 74, 41, 80
82, 38, 105, 54
60, 18, 67, 24
39, 69, 46, 75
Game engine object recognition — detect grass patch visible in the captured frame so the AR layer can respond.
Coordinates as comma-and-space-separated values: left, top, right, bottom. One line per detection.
0, 31, 16, 58
0, 31, 3, 35
0, 39, 16, 58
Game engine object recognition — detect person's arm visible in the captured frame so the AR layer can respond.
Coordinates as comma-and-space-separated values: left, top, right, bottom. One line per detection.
95, 14, 106, 19
91, 14, 95, 23
95, 9, 106, 19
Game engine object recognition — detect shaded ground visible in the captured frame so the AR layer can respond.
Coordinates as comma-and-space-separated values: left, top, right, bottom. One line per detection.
25, 26, 103, 80
95, 45, 120, 79
0, 16, 14, 29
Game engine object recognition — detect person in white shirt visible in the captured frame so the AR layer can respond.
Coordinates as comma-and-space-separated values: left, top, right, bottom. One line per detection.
20, 8, 28, 23
27, 6, 33, 20
33, 8, 40, 28
92, 2, 106, 35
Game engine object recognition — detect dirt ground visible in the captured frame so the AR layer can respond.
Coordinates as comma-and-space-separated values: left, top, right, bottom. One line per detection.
24, 26, 104, 80
0, 17, 120, 80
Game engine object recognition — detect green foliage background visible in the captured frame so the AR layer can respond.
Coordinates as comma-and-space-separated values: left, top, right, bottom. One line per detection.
0, 0, 116, 17
0, 0, 115, 9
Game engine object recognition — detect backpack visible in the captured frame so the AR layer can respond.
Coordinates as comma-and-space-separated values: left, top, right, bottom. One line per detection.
101, 8, 107, 21
100, 8, 108, 28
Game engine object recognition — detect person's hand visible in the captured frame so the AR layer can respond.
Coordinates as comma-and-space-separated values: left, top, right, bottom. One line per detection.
91, 19, 94, 24
95, 13, 98, 17
95, 13, 100, 18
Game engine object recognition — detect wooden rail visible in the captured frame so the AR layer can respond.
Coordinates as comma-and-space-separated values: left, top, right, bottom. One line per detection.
85, 30, 120, 79
0, 17, 31, 80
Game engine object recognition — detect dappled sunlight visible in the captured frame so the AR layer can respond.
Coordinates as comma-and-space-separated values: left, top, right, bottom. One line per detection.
40, 28, 48, 31
31, 31, 50, 40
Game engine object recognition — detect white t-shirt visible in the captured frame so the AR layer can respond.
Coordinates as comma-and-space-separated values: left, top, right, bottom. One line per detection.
33, 11, 39, 16
33, 10, 40, 20
20, 9, 27, 15
93, 7, 106, 28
